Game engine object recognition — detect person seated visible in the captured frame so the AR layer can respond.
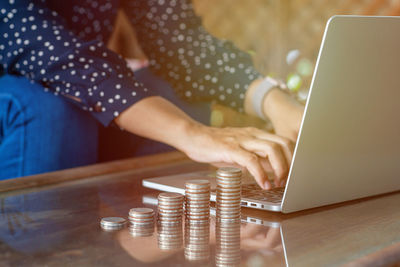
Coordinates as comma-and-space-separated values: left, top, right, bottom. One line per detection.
0, 0, 303, 189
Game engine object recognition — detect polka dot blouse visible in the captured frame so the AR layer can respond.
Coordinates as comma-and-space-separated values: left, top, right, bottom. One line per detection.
0, 0, 261, 126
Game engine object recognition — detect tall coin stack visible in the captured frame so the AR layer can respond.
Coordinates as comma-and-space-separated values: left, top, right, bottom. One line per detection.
185, 180, 210, 223
215, 220, 241, 267
157, 192, 184, 224
216, 167, 242, 221
128, 208, 154, 237
157, 222, 183, 250
184, 220, 210, 261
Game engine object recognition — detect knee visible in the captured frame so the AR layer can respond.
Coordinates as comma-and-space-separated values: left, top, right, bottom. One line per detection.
0, 75, 99, 176
0, 74, 97, 132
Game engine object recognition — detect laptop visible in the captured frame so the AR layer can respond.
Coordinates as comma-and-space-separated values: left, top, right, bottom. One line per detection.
143, 15, 400, 213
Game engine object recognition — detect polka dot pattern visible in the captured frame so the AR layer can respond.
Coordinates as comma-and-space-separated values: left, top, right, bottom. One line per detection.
0, 0, 260, 126
126, 0, 261, 112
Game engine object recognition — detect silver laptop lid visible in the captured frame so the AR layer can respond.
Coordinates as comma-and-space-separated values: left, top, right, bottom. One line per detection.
282, 16, 400, 213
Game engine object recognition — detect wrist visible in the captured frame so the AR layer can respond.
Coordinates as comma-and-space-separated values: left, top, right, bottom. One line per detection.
263, 88, 286, 121
244, 78, 263, 117
172, 119, 204, 153
245, 77, 279, 120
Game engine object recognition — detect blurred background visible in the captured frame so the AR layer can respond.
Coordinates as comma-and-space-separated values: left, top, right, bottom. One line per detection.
111, 0, 400, 127
193, 0, 400, 100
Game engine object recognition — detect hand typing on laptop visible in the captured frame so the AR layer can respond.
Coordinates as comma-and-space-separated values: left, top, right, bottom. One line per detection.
116, 81, 302, 191
178, 125, 294, 190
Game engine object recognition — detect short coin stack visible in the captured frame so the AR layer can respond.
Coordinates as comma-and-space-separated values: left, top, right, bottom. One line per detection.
215, 220, 241, 267
185, 180, 210, 223
157, 222, 183, 250
216, 167, 242, 221
128, 208, 155, 237
157, 192, 184, 224
100, 217, 127, 231
184, 220, 210, 261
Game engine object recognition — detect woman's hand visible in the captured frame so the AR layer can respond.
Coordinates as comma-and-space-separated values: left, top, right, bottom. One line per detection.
177, 124, 294, 189
115, 96, 294, 189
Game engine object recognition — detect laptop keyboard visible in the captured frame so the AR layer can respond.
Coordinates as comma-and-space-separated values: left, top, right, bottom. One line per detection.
212, 184, 285, 204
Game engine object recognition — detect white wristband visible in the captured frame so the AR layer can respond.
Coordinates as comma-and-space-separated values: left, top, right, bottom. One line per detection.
252, 77, 279, 120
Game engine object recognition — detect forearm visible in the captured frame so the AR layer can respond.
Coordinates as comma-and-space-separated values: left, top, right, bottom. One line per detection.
114, 95, 294, 189
114, 96, 198, 150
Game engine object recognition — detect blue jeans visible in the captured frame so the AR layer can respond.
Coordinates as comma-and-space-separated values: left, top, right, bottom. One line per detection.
0, 68, 210, 180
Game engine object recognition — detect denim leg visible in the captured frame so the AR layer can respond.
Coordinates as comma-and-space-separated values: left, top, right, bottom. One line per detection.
98, 67, 211, 161
0, 75, 99, 180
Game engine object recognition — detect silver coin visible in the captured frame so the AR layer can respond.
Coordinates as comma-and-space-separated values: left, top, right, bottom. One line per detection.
216, 200, 241, 205
158, 199, 184, 204
216, 208, 241, 213
185, 252, 209, 258
216, 167, 242, 176
185, 195, 210, 200
216, 186, 241, 192
216, 182, 241, 187
185, 205, 210, 210
129, 218, 154, 222
158, 204, 183, 209
186, 213, 210, 218
185, 211, 210, 216
158, 201, 183, 206
185, 194, 210, 200
129, 214, 154, 220
130, 223, 154, 228
185, 179, 210, 187
216, 176, 241, 181
158, 208, 183, 213
158, 192, 184, 200
130, 232, 153, 237
158, 220, 182, 224
129, 207, 154, 216
100, 217, 127, 227
216, 217, 241, 222
216, 195, 241, 200
186, 214, 210, 219
185, 199, 210, 204
216, 180, 242, 185
129, 218, 154, 223
216, 202, 241, 207
185, 190, 210, 195
158, 210, 183, 215
216, 211, 241, 216
129, 226, 154, 232
158, 215, 182, 220
185, 201, 210, 206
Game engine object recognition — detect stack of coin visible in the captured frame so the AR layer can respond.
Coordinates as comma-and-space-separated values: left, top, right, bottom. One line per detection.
157, 222, 183, 250
216, 167, 242, 221
184, 220, 210, 261
215, 220, 241, 266
100, 217, 127, 231
128, 208, 154, 237
185, 180, 210, 223
157, 192, 184, 224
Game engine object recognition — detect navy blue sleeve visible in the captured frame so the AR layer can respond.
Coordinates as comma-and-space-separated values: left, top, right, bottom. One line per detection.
0, 1, 155, 126
123, 0, 262, 112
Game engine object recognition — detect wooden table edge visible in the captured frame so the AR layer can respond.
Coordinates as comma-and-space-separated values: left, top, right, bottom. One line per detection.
0, 151, 189, 193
